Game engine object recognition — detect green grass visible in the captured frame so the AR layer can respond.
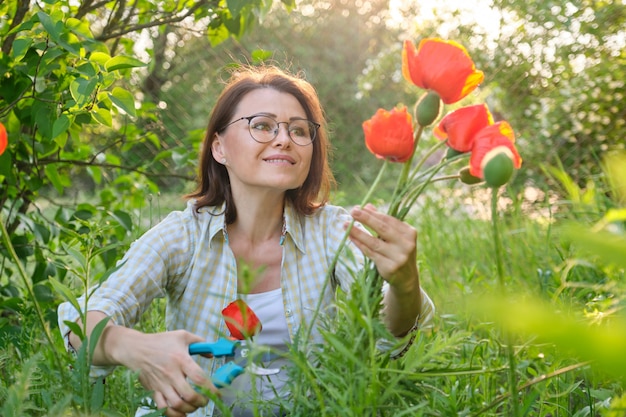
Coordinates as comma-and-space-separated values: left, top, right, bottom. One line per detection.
1, 178, 625, 416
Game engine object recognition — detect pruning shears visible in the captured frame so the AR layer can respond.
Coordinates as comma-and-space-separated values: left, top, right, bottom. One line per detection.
189, 337, 280, 388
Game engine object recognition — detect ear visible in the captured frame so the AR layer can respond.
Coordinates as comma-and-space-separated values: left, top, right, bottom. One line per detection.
211, 134, 226, 164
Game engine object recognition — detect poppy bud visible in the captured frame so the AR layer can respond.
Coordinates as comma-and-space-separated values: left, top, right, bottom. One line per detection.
414, 91, 441, 127
222, 299, 262, 340
458, 167, 483, 185
445, 146, 465, 160
482, 152, 515, 188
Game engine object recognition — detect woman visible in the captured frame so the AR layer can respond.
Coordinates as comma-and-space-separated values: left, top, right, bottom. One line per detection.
58, 65, 434, 417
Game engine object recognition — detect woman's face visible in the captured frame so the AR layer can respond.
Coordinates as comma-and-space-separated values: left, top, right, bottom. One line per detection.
211, 88, 314, 197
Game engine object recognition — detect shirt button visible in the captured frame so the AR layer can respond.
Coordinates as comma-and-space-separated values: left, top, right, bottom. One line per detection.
285, 309, 293, 317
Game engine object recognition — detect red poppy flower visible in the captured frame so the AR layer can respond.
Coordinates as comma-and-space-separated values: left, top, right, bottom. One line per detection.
469, 122, 522, 180
362, 107, 415, 163
402, 38, 485, 104
222, 299, 262, 340
0, 122, 7, 156
434, 104, 494, 153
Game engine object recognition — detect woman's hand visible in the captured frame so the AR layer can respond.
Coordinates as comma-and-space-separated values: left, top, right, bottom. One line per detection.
346, 204, 422, 335
347, 204, 419, 290
100, 326, 217, 417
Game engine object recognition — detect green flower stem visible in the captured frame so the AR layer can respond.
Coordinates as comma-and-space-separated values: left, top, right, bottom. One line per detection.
394, 152, 467, 221
327, 159, 389, 275
429, 174, 461, 183
490, 188, 520, 417
389, 125, 424, 217
0, 214, 65, 374
407, 139, 448, 185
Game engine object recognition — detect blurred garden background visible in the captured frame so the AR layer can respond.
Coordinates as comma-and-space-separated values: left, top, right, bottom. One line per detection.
1, 0, 625, 415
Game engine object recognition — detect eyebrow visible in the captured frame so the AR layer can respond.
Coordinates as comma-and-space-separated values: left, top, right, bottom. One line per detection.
251, 112, 309, 121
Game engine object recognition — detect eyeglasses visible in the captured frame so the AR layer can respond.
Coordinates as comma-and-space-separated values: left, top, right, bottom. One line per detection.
222, 115, 320, 146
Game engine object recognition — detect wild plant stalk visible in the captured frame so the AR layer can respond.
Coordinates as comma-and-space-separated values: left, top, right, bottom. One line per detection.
0, 214, 65, 375
303, 160, 389, 344
490, 189, 520, 416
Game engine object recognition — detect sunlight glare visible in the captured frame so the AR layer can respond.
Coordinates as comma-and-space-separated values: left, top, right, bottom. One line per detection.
389, 0, 503, 40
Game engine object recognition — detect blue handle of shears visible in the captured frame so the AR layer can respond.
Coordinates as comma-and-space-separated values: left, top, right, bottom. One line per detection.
188, 337, 238, 357
211, 362, 245, 388
188, 337, 244, 388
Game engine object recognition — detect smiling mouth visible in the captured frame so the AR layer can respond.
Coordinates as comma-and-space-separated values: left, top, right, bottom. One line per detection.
264, 158, 295, 165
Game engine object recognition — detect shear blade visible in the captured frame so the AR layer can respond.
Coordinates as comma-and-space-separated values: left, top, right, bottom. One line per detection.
248, 362, 281, 376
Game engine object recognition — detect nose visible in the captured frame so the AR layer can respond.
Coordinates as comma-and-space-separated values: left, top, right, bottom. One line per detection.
273, 122, 292, 146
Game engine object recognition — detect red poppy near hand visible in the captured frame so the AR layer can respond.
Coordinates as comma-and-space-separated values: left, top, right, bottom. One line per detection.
0, 122, 7, 156
363, 107, 415, 163
222, 299, 262, 340
469, 122, 522, 179
434, 104, 494, 153
402, 38, 484, 104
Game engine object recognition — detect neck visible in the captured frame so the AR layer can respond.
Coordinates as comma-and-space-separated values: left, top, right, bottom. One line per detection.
226, 198, 286, 246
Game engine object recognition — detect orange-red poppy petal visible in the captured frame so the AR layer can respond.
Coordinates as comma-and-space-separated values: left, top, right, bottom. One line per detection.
363, 107, 415, 163
434, 104, 494, 153
469, 122, 522, 178
402, 38, 484, 104
0, 122, 7, 156
222, 299, 262, 340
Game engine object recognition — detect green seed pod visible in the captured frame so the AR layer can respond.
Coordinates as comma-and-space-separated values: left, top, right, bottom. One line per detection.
414, 91, 442, 127
458, 167, 484, 185
483, 152, 514, 188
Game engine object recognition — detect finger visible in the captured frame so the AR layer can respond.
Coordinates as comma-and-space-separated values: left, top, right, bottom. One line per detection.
351, 205, 408, 242
153, 391, 169, 412
154, 392, 188, 417
160, 385, 198, 415
177, 363, 214, 407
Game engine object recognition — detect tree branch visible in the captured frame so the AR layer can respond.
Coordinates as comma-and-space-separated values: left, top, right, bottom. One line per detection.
37, 158, 194, 181
95, 0, 210, 41
2, 0, 30, 55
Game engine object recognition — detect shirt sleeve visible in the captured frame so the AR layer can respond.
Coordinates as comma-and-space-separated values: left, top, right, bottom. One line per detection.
56, 210, 194, 377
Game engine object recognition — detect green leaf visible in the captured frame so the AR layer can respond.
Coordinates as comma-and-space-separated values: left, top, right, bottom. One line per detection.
111, 210, 133, 232
52, 114, 71, 139
70, 77, 97, 109
104, 55, 146, 72
88, 316, 111, 359
34, 284, 55, 302
44, 164, 71, 194
153, 149, 173, 163
63, 320, 85, 341
65, 17, 94, 38
91, 377, 106, 410
227, 0, 249, 17
87, 165, 102, 184
37, 11, 63, 43
61, 242, 87, 268
108, 87, 136, 117
92, 107, 113, 126
11, 38, 33, 61
251, 49, 273, 63
49, 277, 82, 317
208, 23, 230, 46
90, 51, 112, 66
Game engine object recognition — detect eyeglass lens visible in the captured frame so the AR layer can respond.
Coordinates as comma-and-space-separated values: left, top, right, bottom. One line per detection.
248, 116, 316, 145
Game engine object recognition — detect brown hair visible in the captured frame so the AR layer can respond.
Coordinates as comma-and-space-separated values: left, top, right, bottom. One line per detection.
186, 65, 334, 223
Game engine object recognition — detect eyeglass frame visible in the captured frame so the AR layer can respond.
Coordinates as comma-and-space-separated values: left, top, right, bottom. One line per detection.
220, 114, 321, 146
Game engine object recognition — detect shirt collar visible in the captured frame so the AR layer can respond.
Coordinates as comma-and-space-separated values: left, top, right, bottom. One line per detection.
203, 201, 305, 253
